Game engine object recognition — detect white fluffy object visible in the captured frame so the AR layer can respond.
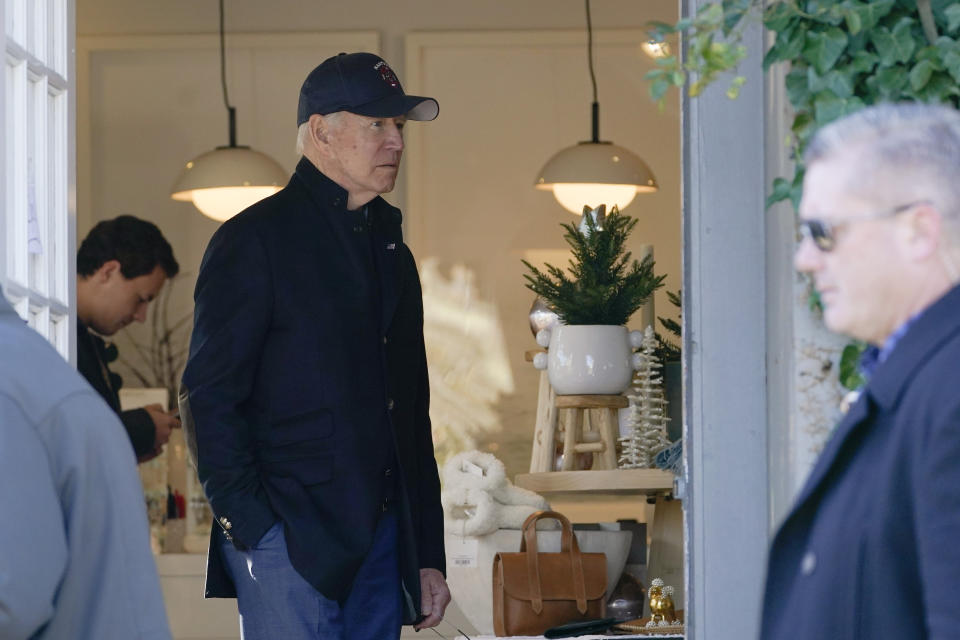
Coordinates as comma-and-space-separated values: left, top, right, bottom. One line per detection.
441, 450, 554, 536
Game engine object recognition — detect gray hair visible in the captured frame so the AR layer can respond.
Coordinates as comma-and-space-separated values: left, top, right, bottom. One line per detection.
804, 102, 960, 228
295, 111, 345, 156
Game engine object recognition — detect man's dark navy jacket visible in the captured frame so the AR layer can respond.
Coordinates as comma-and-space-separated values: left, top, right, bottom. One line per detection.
761, 283, 960, 639
182, 158, 444, 623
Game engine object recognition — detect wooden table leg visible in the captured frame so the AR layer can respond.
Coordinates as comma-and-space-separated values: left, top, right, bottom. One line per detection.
529, 369, 558, 473
561, 408, 583, 471
596, 407, 618, 470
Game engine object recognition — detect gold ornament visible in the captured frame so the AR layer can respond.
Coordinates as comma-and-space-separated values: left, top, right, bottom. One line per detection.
647, 578, 676, 626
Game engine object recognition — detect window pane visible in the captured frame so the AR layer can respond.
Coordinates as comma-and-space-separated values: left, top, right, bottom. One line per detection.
2, 0, 72, 362
33, 0, 48, 64
5, 0, 26, 44
28, 73, 47, 294
5, 59, 28, 287
51, 0, 67, 77
49, 87, 67, 304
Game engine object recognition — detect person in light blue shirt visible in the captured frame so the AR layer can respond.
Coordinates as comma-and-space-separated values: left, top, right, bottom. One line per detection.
0, 293, 171, 640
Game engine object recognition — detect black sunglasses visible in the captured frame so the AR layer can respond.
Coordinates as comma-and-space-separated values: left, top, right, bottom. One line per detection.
798, 200, 930, 252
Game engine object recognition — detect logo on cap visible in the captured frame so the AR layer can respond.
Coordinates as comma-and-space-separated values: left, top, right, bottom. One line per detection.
374, 60, 400, 89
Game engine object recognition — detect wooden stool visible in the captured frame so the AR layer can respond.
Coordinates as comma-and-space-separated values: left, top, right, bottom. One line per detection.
529, 388, 628, 472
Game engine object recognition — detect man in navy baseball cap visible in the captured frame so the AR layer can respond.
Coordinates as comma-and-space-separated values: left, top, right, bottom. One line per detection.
297, 52, 438, 125
185, 49, 449, 640
288, 51, 440, 211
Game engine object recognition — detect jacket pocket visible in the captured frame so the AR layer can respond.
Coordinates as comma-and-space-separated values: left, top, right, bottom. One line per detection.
260, 453, 334, 486
268, 407, 335, 444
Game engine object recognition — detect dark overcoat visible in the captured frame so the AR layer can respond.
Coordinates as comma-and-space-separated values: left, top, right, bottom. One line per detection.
76, 321, 156, 458
182, 158, 444, 623
760, 283, 960, 639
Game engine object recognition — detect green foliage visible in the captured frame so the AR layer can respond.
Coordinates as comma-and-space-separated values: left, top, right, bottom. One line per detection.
647, 1, 960, 138
656, 289, 683, 362
522, 207, 666, 326
838, 341, 867, 390
645, 1, 752, 104
649, 0, 960, 391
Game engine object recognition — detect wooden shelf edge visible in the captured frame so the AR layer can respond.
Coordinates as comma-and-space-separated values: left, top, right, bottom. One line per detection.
514, 469, 675, 494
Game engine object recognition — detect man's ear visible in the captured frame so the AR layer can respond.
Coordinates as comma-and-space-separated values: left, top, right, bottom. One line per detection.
903, 203, 942, 261
96, 259, 122, 282
309, 114, 329, 145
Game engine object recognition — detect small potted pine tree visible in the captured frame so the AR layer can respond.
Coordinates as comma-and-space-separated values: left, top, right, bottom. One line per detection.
523, 205, 665, 395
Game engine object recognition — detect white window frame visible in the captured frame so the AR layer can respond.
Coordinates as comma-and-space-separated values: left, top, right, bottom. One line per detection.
1, 0, 76, 363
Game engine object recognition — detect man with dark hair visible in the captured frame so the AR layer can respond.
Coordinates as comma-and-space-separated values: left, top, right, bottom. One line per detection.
184, 52, 449, 639
77, 215, 181, 462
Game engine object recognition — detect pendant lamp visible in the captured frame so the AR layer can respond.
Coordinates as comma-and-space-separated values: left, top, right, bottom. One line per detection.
170, 0, 287, 222
534, 0, 658, 215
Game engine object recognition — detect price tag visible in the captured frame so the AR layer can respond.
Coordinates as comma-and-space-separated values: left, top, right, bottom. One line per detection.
448, 536, 479, 568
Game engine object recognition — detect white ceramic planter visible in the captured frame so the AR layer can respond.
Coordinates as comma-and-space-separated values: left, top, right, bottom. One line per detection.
534, 325, 643, 395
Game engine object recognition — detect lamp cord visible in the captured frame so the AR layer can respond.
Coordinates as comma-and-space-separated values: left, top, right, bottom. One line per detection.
585, 0, 597, 104
219, 0, 237, 147
585, 0, 600, 143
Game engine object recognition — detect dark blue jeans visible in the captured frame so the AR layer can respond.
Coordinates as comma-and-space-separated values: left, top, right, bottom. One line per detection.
220, 506, 402, 640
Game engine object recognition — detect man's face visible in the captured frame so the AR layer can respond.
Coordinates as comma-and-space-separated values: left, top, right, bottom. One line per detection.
89, 262, 167, 336
794, 155, 907, 344
322, 112, 405, 206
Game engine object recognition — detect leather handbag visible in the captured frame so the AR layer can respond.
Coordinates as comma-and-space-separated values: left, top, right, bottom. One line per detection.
492, 510, 607, 637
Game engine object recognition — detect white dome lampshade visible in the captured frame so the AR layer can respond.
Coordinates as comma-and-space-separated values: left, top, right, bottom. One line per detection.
535, 141, 658, 214
534, 0, 658, 215
170, 0, 288, 223
170, 146, 287, 222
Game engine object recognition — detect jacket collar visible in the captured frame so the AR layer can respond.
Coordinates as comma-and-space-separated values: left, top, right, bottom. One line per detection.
866, 282, 960, 411
292, 157, 404, 242
293, 156, 351, 212
784, 282, 960, 522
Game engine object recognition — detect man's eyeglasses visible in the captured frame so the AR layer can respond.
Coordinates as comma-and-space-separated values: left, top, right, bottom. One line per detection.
798, 200, 930, 252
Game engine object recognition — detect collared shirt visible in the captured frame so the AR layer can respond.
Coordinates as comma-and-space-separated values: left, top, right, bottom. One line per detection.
859, 313, 923, 380
0, 295, 171, 640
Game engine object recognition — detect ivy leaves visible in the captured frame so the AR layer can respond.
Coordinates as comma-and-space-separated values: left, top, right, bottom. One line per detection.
870, 17, 917, 65
651, 1, 937, 202
759, 0, 960, 204
647, 0, 960, 222
804, 27, 849, 74
645, 2, 751, 104
650, 1, 960, 137
648, 0, 960, 390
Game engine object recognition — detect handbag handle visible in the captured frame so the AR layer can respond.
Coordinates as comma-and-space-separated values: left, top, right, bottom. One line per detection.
518, 510, 588, 615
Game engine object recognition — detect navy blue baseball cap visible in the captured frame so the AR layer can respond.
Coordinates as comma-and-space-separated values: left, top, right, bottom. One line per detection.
297, 52, 439, 126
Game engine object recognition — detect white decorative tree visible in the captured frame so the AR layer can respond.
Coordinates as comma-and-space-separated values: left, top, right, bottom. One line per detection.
618, 325, 671, 468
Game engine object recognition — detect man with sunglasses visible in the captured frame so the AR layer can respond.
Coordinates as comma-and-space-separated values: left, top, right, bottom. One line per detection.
761, 103, 960, 639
